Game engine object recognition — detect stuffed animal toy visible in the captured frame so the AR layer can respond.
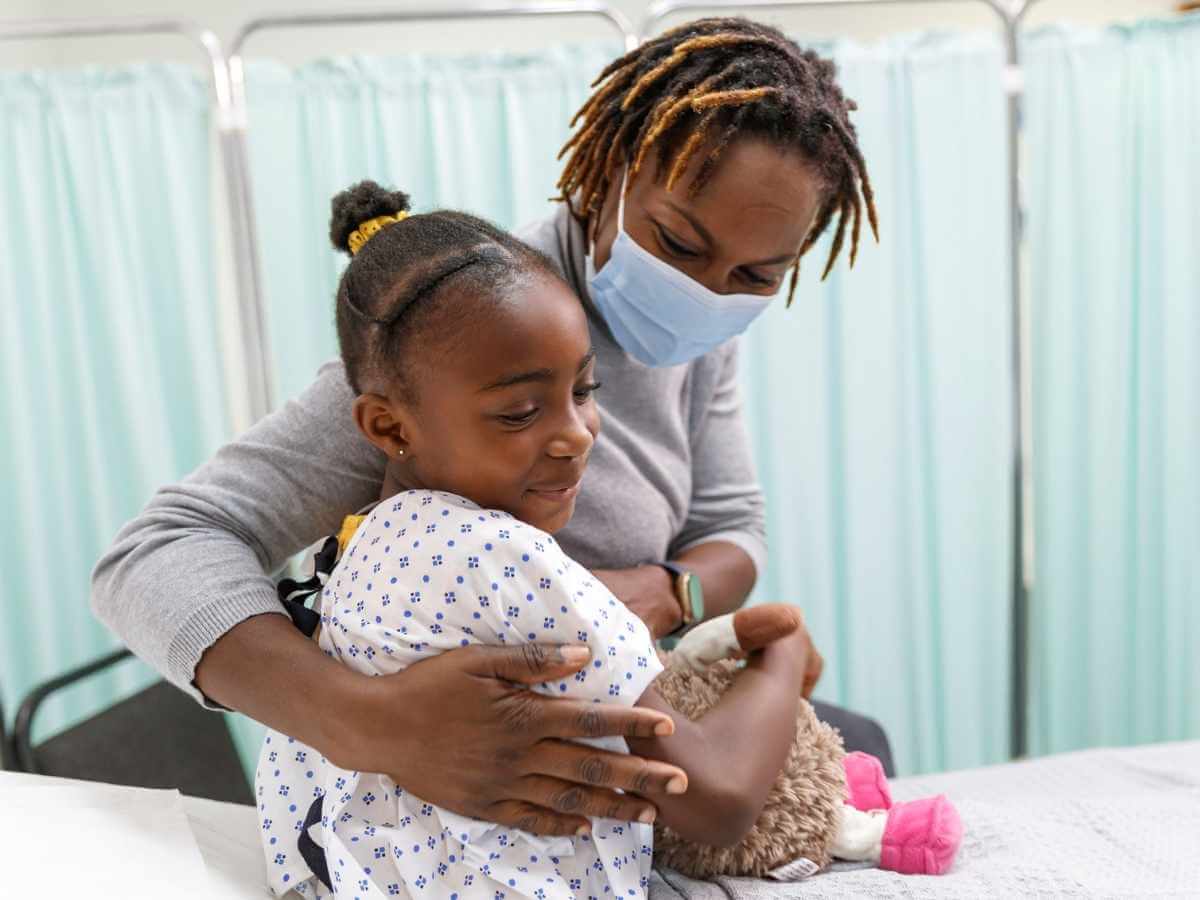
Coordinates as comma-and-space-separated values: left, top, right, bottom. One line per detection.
652, 606, 963, 880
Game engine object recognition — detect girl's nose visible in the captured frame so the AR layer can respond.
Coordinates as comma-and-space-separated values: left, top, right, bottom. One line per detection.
548, 407, 595, 459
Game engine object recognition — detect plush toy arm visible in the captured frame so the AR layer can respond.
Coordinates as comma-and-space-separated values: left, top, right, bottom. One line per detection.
671, 604, 803, 673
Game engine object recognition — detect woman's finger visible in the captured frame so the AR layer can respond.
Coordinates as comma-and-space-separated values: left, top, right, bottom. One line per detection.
483, 800, 591, 838
461, 642, 594, 684
512, 775, 660, 824
523, 739, 687, 797
518, 694, 675, 740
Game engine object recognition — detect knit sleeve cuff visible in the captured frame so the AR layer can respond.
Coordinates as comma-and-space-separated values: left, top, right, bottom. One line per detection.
166, 586, 288, 710
673, 529, 768, 585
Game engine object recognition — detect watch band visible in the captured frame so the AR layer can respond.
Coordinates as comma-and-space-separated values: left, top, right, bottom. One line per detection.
656, 561, 694, 634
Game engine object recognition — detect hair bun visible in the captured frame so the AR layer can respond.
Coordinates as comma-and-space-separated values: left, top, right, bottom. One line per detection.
329, 180, 413, 255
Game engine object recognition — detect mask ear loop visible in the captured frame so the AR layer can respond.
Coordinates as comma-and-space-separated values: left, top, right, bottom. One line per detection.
590, 167, 630, 261
616, 167, 629, 234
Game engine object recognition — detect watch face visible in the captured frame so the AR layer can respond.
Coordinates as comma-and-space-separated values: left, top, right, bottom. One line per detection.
684, 573, 704, 621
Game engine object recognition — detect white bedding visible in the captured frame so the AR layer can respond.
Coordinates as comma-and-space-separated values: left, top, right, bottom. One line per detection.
650, 741, 1200, 899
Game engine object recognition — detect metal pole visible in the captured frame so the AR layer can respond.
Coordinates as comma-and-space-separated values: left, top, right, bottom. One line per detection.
230, 2, 639, 56
0, 17, 275, 426
644, 0, 974, 36
641, 0, 1038, 761
224, 3, 638, 418
990, 0, 1038, 761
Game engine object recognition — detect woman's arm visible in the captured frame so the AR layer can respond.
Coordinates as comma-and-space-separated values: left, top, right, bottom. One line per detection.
596, 340, 768, 637
593, 539, 755, 639
199, 613, 686, 835
629, 634, 809, 847
93, 362, 686, 834
594, 534, 758, 644
672, 339, 768, 586
92, 360, 384, 700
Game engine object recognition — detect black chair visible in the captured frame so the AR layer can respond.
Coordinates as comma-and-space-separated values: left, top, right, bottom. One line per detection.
13, 648, 253, 805
1, 684, 13, 770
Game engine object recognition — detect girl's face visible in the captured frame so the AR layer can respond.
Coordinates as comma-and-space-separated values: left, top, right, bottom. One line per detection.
591, 138, 823, 297
355, 273, 600, 535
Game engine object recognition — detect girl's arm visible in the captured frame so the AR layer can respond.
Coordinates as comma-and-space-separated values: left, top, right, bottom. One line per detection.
630, 633, 809, 847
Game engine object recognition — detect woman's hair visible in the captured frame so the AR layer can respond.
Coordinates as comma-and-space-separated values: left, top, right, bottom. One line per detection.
330, 180, 560, 395
557, 17, 878, 301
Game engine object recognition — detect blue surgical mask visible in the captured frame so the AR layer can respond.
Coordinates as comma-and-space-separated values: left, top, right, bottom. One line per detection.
586, 173, 774, 367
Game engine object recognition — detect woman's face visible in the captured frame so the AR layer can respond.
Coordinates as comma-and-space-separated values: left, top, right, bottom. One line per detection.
591, 138, 824, 297
358, 273, 600, 535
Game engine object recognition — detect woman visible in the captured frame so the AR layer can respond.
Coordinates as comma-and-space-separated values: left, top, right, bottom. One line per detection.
92, 17, 891, 837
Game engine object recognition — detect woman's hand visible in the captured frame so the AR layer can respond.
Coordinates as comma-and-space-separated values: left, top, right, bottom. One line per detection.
592, 565, 681, 639
594, 542, 761, 639
326, 642, 689, 836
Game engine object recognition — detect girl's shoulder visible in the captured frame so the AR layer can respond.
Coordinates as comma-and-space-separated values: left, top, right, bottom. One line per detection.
342, 491, 589, 607
353, 490, 561, 559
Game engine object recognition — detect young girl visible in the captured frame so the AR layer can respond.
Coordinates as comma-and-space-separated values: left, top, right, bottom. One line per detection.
256, 182, 958, 899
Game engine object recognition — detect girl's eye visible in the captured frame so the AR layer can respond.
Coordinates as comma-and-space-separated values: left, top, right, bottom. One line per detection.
574, 381, 602, 403
498, 408, 537, 426
655, 225, 700, 259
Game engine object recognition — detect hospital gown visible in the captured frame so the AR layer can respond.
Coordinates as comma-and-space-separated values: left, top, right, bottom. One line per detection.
256, 490, 663, 900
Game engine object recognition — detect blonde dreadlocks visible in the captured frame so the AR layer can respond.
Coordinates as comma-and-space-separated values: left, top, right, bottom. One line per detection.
556, 17, 879, 302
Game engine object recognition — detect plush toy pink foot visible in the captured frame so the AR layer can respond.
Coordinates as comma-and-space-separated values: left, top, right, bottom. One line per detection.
843, 751, 893, 811
879, 795, 962, 875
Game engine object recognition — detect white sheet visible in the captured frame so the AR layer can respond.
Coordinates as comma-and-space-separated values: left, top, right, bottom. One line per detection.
650, 741, 1200, 899
0, 780, 214, 899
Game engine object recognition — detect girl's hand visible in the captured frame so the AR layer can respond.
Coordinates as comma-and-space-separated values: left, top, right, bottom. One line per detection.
326, 642, 689, 836
761, 626, 824, 699
592, 565, 682, 639
737, 604, 823, 697
669, 604, 823, 699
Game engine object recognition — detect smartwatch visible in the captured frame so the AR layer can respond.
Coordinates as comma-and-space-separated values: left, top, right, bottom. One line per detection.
658, 562, 704, 636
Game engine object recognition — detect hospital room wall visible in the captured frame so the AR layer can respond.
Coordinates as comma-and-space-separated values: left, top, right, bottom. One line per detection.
1, 0, 1174, 436
1, 0, 1176, 69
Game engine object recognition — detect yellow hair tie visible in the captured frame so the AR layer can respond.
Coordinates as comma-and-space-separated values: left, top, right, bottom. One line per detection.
348, 211, 409, 255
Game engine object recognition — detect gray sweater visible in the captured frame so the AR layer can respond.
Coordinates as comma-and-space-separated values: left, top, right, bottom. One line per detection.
91, 204, 767, 704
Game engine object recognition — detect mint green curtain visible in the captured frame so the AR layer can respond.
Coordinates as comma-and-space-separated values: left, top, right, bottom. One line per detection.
739, 33, 1013, 775
0, 66, 232, 745
1023, 18, 1200, 757
244, 45, 621, 403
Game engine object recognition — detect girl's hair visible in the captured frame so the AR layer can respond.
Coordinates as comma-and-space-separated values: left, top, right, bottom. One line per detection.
557, 17, 878, 302
330, 180, 561, 395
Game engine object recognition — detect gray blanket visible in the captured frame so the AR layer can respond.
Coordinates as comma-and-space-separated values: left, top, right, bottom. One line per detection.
649, 741, 1200, 899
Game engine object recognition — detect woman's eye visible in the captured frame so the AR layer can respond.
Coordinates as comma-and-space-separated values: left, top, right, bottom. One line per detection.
574, 381, 602, 403
655, 226, 700, 259
739, 269, 776, 288
498, 408, 537, 426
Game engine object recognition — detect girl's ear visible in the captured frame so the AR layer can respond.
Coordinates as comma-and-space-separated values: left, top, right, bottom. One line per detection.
352, 392, 413, 460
